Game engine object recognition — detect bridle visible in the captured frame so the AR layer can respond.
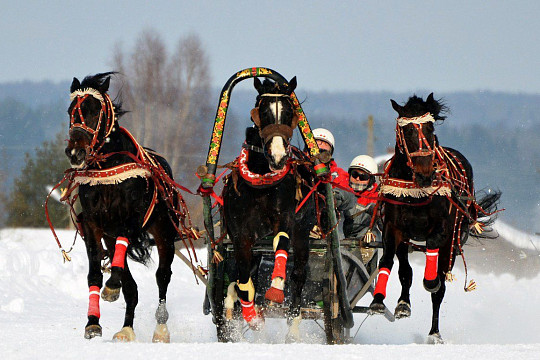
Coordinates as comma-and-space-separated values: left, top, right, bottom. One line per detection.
252, 93, 298, 146
395, 112, 437, 170
69, 88, 117, 160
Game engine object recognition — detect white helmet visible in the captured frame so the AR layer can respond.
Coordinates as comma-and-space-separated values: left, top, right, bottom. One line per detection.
349, 155, 378, 174
312, 128, 335, 149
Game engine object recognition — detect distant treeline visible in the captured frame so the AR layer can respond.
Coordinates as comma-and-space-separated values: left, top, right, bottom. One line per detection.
1, 83, 538, 231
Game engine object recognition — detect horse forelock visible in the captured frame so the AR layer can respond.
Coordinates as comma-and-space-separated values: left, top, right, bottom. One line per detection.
401, 95, 448, 121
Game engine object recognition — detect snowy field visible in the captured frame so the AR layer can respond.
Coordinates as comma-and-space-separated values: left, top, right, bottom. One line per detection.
1, 225, 540, 359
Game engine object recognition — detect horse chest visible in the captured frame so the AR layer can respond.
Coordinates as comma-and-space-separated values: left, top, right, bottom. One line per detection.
79, 180, 149, 225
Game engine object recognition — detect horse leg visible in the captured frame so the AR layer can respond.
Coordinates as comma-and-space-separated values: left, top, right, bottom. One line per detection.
265, 231, 291, 304
112, 262, 137, 342
102, 235, 130, 302
150, 223, 175, 343
369, 225, 398, 314
394, 242, 412, 319
423, 223, 447, 293
83, 223, 104, 339
427, 280, 446, 343
286, 235, 310, 343
235, 242, 264, 330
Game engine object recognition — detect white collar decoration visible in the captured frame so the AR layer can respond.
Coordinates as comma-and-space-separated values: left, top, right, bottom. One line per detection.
396, 112, 435, 127
69, 88, 104, 103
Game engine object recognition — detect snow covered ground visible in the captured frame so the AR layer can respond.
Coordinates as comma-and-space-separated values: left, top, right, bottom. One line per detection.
1, 225, 539, 359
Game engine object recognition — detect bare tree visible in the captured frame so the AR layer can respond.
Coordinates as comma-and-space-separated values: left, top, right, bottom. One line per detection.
111, 30, 212, 188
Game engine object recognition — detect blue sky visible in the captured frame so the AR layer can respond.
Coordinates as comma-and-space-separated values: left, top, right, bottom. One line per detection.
1, 1, 538, 93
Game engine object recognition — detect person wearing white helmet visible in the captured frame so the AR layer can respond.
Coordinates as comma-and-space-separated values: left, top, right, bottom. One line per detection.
312, 128, 349, 189
348, 155, 378, 193
343, 155, 381, 245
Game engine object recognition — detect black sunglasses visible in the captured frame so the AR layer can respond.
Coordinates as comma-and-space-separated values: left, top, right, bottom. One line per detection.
349, 170, 371, 181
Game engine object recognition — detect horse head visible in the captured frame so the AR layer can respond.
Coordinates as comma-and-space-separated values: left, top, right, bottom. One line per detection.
391, 93, 447, 187
65, 72, 121, 169
250, 76, 298, 171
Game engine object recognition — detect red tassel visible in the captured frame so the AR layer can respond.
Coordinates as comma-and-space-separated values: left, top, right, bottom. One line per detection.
374, 268, 391, 298
111, 237, 129, 269
424, 248, 439, 281
88, 286, 101, 318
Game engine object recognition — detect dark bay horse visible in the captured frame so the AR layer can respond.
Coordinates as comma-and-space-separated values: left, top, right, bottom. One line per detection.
221, 77, 316, 336
65, 72, 190, 342
369, 93, 501, 343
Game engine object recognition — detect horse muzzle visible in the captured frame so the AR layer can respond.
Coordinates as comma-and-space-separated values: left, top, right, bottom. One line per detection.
411, 155, 435, 187
261, 125, 292, 170
65, 146, 87, 169
265, 136, 290, 171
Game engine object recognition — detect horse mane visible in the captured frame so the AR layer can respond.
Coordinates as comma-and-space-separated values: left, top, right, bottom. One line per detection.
71, 71, 127, 117
401, 94, 449, 122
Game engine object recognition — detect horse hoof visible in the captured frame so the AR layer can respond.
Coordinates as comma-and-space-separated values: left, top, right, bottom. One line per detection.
265, 287, 284, 304
427, 332, 444, 344
423, 278, 441, 293
101, 286, 121, 302
394, 300, 411, 319
285, 316, 302, 343
368, 301, 386, 315
152, 324, 171, 343
113, 326, 136, 342
247, 315, 265, 331
84, 324, 102, 339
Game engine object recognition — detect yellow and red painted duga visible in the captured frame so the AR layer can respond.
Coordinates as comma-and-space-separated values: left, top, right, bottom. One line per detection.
198, 68, 329, 340
45, 72, 202, 343
366, 93, 502, 343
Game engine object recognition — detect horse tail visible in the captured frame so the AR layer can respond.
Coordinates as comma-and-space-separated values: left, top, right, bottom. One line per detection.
471, 189, 502, 239
127, 231, 153, 265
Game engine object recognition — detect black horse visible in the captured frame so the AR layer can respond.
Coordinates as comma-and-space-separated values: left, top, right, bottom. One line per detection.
221, 77, 316, 337
65, 72, 187, 342
368, 93, 500, 343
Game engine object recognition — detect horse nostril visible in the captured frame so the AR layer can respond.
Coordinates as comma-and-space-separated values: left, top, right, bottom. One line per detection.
76, 149, 86, 160
65, 147, 71, 157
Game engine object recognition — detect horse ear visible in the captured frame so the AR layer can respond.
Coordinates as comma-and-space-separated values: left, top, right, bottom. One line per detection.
70, 77, 80, 93
101, 76, 111, 92
288, 76, 297, 93
250, 107, 261, 127
426, 92, 435, 104
390, 99, 403, 116
254, 77, 263, 93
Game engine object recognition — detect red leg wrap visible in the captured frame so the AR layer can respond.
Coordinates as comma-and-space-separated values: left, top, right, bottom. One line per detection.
240, 299, 257, 323
88, 286, 101, 318
111, 237, 129, 269
271, 250, 288, 280
424, 248, 439, 281
374, 267, 391, 298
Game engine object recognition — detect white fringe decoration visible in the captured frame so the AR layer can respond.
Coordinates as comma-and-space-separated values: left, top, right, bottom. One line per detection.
380, 183, 451, 198
73, 168, 150, 186
397, 112, 435, 127
70, 88, 104, 103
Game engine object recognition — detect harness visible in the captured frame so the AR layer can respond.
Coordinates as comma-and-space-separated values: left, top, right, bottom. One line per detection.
365, 113, 499, 291
47, 89, 200, 272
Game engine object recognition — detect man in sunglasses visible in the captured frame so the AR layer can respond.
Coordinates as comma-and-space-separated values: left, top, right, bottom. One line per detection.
343, 155, 380, 241
312, 128, 350, 189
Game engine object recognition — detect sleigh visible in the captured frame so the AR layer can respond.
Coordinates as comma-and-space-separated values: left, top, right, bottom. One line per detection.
198, 67, 394, 344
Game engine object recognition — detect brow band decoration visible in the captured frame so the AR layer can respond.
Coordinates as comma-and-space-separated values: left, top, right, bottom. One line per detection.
69, 88, 105, 103
260, 93, 290, 98
396, 112, 435, 127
